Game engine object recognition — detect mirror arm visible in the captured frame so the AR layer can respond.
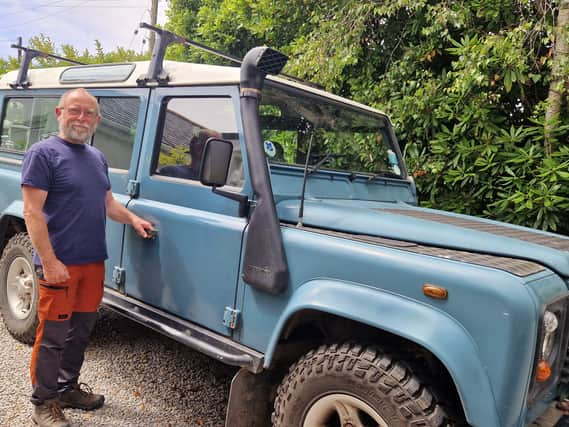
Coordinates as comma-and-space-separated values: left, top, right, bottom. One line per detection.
212, 187, 250, 217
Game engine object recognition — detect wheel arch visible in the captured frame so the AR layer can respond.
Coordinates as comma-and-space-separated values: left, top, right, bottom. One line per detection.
264, 279, 500, 427
0, 201, 26, 253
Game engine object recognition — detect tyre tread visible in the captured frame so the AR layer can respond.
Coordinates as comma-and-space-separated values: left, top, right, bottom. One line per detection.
272, 342, 456, 427
0, 232, 38, 345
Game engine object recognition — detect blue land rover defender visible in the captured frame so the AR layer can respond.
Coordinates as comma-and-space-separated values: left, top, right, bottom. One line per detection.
0, 24, 568, 427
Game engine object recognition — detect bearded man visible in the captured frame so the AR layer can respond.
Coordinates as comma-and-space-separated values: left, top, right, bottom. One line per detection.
21, 88, 154, 427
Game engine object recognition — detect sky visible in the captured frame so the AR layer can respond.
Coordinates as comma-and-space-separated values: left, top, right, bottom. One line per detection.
0, 0, 169, 60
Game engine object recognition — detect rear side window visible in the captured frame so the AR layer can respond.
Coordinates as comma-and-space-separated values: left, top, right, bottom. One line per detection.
1, 97, 59, 152
154, 97, 244, 188
92, 97, 140, 170
0, 96, 140, 171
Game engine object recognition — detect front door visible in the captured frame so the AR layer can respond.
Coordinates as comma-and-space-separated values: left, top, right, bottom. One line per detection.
120, 86, 248, 336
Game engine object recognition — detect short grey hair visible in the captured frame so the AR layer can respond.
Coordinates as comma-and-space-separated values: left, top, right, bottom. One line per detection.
58, 88, 100, 116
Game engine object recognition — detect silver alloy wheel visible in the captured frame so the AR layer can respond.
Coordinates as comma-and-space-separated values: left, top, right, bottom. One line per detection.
6, 256, 35, 320
303, 393, 388, 427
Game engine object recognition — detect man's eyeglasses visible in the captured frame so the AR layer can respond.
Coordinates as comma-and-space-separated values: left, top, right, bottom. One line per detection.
60, 107, 99, 119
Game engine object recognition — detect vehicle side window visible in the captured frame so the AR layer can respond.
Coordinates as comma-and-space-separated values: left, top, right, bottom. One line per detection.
155, 97, 243, 188
92, 97, 140, 170
1, 98, 59, 152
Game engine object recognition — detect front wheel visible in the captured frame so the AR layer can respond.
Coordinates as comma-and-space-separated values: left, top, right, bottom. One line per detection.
272, 342, 452, 427
0, 232, 39, 345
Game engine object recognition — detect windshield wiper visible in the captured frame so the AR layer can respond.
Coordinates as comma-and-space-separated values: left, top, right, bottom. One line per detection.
367, 171, 402, 181
307, 153, 343, 176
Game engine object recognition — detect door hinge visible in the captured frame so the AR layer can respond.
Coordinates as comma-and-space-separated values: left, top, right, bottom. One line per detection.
223, 307, 240, 330
127, 180, 139, 197
112, 266, 125, 288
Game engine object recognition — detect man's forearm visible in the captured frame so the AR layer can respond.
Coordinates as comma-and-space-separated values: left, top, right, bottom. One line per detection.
107, 199, 136, 225
23, 211, 56, 264
106, 191, 152, 238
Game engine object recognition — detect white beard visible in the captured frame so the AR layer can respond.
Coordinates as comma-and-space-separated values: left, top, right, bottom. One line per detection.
62, 123, 95, 143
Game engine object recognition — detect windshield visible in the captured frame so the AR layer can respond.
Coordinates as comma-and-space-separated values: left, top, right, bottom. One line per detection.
259, 83, 403, 178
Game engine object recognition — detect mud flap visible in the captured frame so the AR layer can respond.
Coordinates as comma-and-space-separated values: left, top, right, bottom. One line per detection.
225, 368, 274, 427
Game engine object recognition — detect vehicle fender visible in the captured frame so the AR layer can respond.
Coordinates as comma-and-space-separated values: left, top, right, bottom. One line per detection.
264, 279, 499, 427
0, 201, 25, 243
1, 201, 24, 219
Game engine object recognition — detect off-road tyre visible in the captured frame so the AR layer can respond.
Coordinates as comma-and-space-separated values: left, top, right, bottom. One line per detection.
272, 342, 453, 427
0, 233, 38, 345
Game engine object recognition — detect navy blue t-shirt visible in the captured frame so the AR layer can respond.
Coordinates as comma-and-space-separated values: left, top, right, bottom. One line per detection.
21, 136, 111, 265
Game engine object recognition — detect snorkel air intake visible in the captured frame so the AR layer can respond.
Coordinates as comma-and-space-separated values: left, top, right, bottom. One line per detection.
241, 47, 288, 92
240, 47, 290, 295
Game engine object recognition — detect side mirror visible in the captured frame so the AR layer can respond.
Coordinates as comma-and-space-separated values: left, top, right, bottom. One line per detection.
199, 138, 233, 187
200, 138, 249, 217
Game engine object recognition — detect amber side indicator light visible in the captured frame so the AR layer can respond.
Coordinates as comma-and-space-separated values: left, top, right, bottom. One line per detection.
536, 359, 552, 382
423, 284, 448, 300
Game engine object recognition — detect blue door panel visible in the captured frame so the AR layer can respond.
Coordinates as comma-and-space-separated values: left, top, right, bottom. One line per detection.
122, 198, 245, 333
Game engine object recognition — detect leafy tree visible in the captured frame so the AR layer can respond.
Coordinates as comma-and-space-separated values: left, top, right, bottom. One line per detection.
166, 0, 569, 234
545, 0, 569, 153
165, 0, 316, 63
159, 145, 190, 166
0, 56, 20, 76
0, 34, 149, 75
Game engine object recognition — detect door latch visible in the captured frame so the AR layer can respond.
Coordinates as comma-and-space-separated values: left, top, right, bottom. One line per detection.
127, 180, 139, 198
223, 307, 241, 330
112, 266, 125, 288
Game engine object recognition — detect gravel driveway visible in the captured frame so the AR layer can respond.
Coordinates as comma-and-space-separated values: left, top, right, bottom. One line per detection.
0, 308, 236, 426
4, 309, 569, 427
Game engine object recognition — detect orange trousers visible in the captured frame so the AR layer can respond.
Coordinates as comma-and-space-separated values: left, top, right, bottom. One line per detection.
30, 262, 104, 404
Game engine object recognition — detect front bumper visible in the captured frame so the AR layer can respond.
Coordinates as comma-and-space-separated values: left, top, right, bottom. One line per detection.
528, 400, 565, 426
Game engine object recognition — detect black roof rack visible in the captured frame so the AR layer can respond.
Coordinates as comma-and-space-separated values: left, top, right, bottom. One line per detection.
137, 22, 313, 87
9, 45, 85, 89
8, 25, 316, 89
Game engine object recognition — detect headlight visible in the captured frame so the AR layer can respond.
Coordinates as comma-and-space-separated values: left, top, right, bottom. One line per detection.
542, 310, 559, 359
528, 293, 569, 406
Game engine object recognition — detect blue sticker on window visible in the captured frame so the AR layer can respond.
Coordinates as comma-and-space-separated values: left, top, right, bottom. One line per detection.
264, 140, 277, 158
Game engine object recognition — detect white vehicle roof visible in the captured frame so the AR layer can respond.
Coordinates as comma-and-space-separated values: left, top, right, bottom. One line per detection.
0, 60, 387, 116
